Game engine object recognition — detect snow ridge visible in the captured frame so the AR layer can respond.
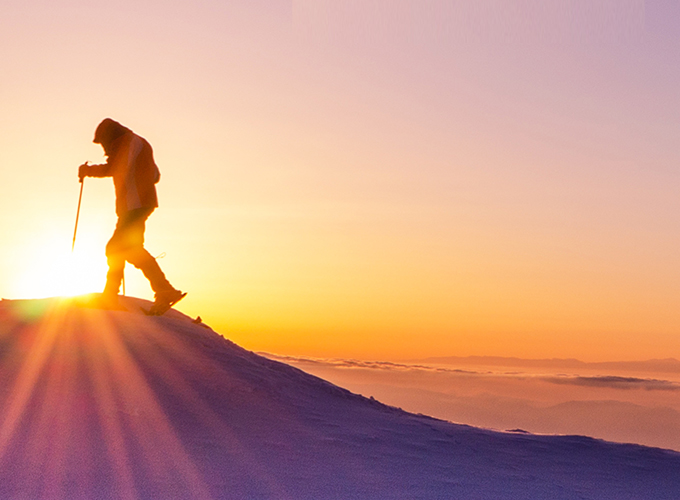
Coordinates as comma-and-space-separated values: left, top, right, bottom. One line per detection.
0, 296, 678, 500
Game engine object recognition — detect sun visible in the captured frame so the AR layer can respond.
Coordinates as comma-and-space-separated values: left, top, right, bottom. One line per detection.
13, 231, 108, 299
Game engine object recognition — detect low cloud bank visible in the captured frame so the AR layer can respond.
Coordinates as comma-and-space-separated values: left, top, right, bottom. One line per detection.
263, 352, 680, 451
546, 375, 680, 391
263, 353, 680, 391
421, 356, 680, 374
263, 354, 480, 374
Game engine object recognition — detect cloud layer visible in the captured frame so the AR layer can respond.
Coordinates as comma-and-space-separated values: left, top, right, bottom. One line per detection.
264, 353, 680, 391
262, 352, 680, 451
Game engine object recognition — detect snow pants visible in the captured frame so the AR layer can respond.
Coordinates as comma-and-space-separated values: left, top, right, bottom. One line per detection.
103, 208, 173, 296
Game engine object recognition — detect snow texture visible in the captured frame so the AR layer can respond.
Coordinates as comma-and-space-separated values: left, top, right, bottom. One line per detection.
0, 296, 678, 500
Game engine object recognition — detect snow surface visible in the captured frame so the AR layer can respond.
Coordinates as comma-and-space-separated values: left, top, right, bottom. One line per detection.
0, 296, 678, 500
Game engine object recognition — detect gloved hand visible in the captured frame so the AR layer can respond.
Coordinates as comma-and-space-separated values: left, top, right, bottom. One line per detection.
78, 162, 89, 181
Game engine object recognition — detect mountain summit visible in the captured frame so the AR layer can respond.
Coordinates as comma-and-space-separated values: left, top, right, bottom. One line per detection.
0, 296, 678, 499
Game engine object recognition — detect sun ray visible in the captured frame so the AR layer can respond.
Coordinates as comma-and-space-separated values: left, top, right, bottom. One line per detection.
28, 310, 83, 499
82, 308, 214, 499
0, 297, 314, 498
0, 300, 66, 463
115, 312, 294, 498
83, 314, 139, 500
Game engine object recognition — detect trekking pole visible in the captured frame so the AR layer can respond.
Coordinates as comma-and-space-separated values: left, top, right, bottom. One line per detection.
72, 179, 84, 252
72, 163, 87, 252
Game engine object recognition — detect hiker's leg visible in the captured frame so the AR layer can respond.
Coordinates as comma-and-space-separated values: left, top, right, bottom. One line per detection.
128, 249, 174, 294
121, 209, 175, 294
103, 219, 129, 297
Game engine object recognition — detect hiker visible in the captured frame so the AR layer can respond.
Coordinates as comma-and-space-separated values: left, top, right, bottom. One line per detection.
78, 118, 184, 314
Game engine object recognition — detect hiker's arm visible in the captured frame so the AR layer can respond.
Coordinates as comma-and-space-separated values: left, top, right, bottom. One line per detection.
79, 161, 113, 180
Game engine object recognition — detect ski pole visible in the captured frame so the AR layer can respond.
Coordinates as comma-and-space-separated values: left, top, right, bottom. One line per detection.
72, 165, 86, 252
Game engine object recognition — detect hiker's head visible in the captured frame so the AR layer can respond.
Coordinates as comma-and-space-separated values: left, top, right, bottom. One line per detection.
93, 118, 130, 153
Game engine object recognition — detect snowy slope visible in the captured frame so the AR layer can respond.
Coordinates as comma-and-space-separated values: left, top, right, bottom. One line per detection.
0, 296, 678, 500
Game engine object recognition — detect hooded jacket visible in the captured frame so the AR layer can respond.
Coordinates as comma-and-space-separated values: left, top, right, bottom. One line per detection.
87, 130, 161, 216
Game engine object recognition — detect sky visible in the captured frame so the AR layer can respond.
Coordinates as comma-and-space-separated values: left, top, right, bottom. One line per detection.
0, 0, 679, 362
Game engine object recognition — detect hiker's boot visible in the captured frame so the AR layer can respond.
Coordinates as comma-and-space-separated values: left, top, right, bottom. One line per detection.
148, 288, 186, 316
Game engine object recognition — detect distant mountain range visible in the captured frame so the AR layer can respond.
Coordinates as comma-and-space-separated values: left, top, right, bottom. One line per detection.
418, 356, 680, 373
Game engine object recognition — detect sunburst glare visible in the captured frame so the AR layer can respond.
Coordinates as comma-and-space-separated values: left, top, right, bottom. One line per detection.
13, 232, 107, 299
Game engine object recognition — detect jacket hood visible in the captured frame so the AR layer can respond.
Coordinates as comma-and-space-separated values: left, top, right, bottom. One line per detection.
93, 118, 131, 147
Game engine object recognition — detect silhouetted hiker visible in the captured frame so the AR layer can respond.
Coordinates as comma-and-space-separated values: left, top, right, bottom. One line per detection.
79, 118, 185, 314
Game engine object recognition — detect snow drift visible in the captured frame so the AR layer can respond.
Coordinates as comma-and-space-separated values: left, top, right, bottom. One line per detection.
0, 295, 678, 500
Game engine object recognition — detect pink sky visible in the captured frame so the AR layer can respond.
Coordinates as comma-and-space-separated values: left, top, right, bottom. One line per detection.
0, 1, 678, 361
